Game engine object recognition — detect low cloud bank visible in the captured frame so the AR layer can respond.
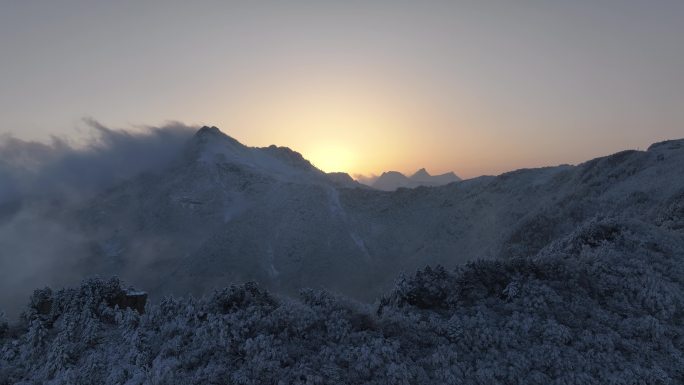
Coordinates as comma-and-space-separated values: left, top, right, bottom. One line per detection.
0, 119, 195, 205
352, 173, 379, 186
0, 120, 196, 318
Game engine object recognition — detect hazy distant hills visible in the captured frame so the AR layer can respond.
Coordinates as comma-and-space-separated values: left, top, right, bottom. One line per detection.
63, 127, 684, 302
371, 168, 461, 191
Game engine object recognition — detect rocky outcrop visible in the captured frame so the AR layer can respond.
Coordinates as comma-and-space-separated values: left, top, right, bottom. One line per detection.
112, 290, 148, 314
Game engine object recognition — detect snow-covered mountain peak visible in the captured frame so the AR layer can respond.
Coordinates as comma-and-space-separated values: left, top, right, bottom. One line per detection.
195, 125, 222, 137
182, 125, 335, 185
194, 125, 245, 148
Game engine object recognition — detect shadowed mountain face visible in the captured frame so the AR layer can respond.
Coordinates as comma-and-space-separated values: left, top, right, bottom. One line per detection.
65, 127, 684, 302
5, 126, 684, 307
372, 168, 461, 191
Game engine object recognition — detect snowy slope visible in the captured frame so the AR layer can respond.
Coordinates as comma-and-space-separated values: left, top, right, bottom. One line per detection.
67, 127, 684, 303
409, 168, 461, 186
75, 127, 374, 300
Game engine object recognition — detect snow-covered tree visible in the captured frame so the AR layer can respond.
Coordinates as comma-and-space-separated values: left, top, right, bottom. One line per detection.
1, 218, 683, 384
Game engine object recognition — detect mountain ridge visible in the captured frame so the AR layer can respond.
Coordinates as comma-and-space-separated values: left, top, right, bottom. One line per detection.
69, 128, 684, 303
371, 168, 461, 190
2, 126, 683, 312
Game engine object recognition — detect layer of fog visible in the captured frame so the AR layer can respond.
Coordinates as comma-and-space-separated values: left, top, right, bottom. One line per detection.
0, 120, 196, 317
352, 173, 379, 186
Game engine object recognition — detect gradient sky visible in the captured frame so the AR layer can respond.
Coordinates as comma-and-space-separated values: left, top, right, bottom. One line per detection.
1, 1, 683, 178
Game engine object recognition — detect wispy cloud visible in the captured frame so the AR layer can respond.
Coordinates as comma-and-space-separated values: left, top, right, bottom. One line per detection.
0, 119, 196, 318
352, 173, 378, 186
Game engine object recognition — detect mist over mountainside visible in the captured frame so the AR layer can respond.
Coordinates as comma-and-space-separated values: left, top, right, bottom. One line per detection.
80, 128, 684, 302
1, 126, 683, 316
371, 168, 461, 191
3, 0, 683, 381
1, 213, 683, 384
1, 126, 684, 383
0, 122, 199, 315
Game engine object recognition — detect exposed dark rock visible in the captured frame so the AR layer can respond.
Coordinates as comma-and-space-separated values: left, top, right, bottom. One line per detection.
112, 291, 148, 314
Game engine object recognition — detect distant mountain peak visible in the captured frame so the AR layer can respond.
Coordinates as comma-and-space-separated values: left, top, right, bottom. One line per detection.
411, 168, 431, 180
372, 168, 461, 191
380, 171, 404, 177
195, 125, 222, 136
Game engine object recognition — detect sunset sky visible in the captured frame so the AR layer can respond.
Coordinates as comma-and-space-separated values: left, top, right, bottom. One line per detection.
1, 1, 683, 178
